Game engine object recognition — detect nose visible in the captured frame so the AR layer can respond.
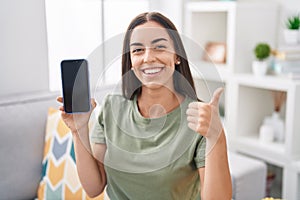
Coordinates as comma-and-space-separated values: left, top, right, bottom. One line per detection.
143, 47, 156, 63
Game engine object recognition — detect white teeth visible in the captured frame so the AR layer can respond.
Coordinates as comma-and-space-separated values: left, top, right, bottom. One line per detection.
143, 68, 162, 74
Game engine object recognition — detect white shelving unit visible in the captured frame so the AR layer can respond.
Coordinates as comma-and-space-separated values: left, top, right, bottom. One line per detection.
284, 161, 300, 200
184, 0, 279, 136
228, 76, 300, 168
184, 1, 235, 82
227, 75, 300, 199
184, 1, 300, 199
184, 1, 278, 81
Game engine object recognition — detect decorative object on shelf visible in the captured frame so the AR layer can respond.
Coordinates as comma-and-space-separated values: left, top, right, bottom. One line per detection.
261, 91, 286, 143
259, 124, 274, 143
252, 43, 271, 76
272, 91, 286, 142
203, 42, 226, 64
262, 113, 285, 143
271, 47, 300, 79
265, 170, 276, 198
273, 90, 286, 113
272, 47, 300, 61
283, 14, 300, 45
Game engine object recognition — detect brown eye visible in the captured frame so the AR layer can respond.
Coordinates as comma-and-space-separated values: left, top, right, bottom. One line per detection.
154, 45, 166, 50
132, 48, 144, 53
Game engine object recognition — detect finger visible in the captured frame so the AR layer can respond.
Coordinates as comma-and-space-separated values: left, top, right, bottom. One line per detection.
187, 115, 199, 124
186, 108, 200, 117
57, 96, 63, 103
188, 102, 205, 109
91, 98, 97, 109
188, 122, 199, 133
59, 106, 64, 111
188, 102, 210, 113
209, 87, 224, 106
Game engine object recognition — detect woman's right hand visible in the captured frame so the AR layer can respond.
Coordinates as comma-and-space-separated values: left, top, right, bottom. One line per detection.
56, 97, 97, 133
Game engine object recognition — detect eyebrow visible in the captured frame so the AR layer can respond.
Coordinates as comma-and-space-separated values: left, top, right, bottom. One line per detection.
130, 38, 168, 47
151, 38, 168, 44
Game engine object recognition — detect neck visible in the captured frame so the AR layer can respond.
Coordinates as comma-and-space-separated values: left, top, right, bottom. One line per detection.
137, 86, 184, 118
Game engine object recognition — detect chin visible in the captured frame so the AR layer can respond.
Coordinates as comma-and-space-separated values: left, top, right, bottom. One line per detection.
142, 82, 164, 89
142, 79, 174, 90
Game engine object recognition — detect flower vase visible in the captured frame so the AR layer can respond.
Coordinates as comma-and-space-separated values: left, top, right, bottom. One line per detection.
252, 60, 268, 76
263, 112, 285, 143
271, 112, 285, 142
283, 29, 299, 45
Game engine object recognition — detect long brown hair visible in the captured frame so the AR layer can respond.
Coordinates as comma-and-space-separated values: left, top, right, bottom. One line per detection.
121, 12, 197, 100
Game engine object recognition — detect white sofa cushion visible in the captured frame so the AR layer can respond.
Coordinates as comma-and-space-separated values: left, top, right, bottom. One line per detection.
229, 151, 267, 200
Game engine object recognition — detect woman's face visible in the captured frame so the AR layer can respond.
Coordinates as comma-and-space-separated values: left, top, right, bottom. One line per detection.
129, 21, 178, 90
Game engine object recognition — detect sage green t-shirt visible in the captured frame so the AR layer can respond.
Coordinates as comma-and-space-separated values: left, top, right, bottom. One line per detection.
91, 94, 206, 200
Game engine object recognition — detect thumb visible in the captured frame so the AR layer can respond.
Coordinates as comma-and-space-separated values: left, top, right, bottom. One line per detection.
209, 87, 224, 106
91, 98, 97, 109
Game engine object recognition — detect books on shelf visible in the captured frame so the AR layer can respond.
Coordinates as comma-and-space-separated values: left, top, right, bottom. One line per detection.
273, 60, 300, 72
271, 61, 300, 80
271, 46, 300, 80
272, 68, 300, 80
272, 49, 300, 61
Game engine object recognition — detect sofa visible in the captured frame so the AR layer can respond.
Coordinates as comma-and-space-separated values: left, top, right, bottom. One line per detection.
0, 84, 267, 200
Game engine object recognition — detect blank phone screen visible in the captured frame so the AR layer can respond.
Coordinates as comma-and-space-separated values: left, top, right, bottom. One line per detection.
61, 59, 90, 113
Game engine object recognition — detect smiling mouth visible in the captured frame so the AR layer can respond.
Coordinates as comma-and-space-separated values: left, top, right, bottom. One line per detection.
141, 67, 164, 75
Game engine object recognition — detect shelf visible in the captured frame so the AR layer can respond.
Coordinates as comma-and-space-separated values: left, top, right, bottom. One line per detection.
184, 1, 236, 70
233, 74, 300, 91
190, 60, 230, 82
185, 1, 279, 74
184, 1, 298, 198
232, 135, 287, 167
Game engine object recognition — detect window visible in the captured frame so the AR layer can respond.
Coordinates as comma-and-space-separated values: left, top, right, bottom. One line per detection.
102, 0, 149, 85
45, 0, 149, 91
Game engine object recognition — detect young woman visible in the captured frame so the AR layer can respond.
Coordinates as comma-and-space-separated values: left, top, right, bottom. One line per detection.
57, 12, 232, 200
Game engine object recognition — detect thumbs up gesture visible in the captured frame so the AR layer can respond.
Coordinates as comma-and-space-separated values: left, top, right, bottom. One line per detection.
186, 88, 224, 143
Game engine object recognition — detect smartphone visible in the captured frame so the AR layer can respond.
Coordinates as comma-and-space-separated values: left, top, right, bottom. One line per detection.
60, 59, 90, 113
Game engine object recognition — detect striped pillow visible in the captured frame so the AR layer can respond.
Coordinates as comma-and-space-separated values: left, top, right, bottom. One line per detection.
37, 107, 103, 200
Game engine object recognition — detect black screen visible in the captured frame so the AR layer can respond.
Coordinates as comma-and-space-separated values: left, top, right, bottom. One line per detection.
61, 59, 90, 113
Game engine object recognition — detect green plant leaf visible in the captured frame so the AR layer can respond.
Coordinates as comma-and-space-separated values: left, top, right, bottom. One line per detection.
254, 43, 271, 61
286, 15, 300, 30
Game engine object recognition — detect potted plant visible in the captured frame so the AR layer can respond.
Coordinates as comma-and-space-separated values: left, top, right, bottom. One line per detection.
252, 43, 271, 76
283, 14, 300, 45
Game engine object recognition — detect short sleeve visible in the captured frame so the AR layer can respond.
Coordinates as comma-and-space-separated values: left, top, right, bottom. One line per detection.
90, 117, 106, 144
90, 99, 107, 144
194, 137, 206, 168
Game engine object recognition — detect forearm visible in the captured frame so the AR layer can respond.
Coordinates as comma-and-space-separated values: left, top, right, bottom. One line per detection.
203, 129, 232, 200
72, 126, 106, 198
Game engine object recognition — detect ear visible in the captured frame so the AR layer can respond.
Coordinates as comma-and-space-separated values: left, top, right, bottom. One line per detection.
175, 56, 181, 65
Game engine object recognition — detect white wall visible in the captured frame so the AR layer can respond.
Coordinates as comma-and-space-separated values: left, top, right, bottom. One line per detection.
276, 0, 300, 13
149, 0, 184, 32
0, 0, 299, 98
0, 0, 49, 97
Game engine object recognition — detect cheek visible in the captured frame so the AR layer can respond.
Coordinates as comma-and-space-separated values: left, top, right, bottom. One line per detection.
161, 52, 176, 67
130, 55, 141, 68
164, 58, 176, 71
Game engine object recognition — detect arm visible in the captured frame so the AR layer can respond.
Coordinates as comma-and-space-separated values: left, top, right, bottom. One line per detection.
199, 167, 205, 199
72, 126, 107, 198
187, 88, 232, 200
57, 97, 107, 198
198, 130, 232, 200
